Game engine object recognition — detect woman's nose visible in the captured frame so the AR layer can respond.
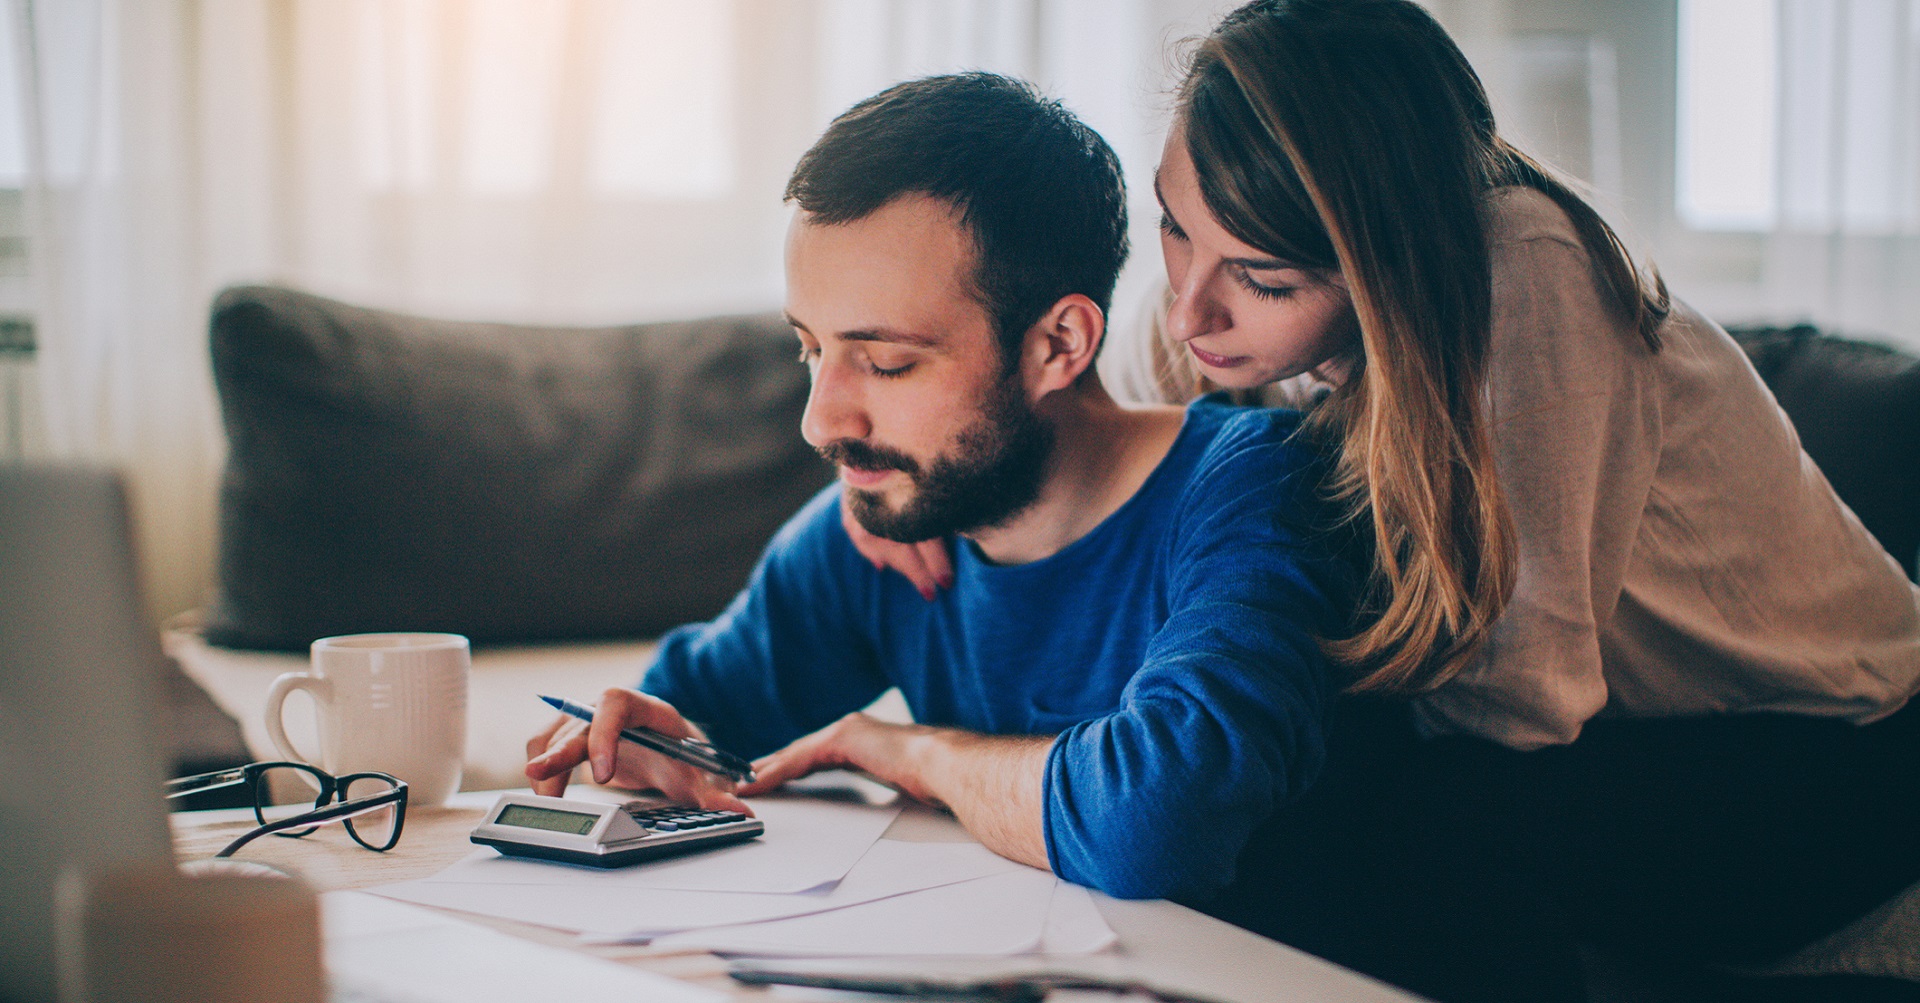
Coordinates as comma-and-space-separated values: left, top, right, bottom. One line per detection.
1164, 273, 1227, 344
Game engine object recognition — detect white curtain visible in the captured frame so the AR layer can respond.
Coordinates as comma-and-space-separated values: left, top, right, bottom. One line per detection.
16, 0, 1226, 624
17, 0, 222, 625
1760, 0, 1920, 345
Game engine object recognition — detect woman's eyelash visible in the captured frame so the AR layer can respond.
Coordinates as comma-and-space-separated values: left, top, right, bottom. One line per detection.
796, 346, 819, 364
1161, 207, 1296, 302
1234, 271, 1297, 301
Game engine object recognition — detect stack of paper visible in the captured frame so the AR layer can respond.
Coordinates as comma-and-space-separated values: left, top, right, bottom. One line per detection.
641, 869, 1117, 956
325, 891, 723, 1002
368, 793, 1116, 958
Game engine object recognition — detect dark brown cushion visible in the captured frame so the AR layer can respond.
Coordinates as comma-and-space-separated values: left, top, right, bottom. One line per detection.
1730, 324, 1920, 582
204, 285, 831, 651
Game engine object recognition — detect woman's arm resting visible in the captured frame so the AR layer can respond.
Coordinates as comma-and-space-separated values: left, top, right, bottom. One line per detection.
739, 713, 1051, 869
839, 499, 954, 600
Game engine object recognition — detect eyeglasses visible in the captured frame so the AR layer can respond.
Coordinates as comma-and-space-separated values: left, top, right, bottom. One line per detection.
166, 760, 408, 858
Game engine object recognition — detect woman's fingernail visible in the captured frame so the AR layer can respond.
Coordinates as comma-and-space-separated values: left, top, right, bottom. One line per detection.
919, 586, 935, 601
591, 755, 610, 782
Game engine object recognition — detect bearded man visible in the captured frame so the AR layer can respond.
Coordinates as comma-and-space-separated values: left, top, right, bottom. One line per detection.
525, 72, 1355, 907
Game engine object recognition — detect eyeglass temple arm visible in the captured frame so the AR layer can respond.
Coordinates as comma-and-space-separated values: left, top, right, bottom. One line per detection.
165, 766, 251, 798
213, 791, 405, 858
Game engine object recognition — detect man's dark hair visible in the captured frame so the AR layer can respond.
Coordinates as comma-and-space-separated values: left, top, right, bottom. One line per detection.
785, 72, 1129, 367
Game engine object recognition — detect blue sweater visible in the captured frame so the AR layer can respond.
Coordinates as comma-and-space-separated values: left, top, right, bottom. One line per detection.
641, 399, 1354, 904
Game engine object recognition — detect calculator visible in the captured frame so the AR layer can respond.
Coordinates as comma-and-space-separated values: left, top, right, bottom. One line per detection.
470, 792, 764, 868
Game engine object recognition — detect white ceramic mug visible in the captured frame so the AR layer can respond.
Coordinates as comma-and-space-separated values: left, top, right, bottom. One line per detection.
264, 633, 469, 806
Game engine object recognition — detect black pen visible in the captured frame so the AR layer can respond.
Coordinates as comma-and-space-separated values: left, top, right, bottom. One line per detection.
538, 694, 756, 784
726, 965, 1227, 1003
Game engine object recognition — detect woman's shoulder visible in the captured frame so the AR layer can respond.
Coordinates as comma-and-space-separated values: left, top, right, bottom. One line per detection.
1481, 186, 1646, 357
1482, 185, 1587, 254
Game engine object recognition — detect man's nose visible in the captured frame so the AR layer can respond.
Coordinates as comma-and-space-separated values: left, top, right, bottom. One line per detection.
800, 361, 872, 449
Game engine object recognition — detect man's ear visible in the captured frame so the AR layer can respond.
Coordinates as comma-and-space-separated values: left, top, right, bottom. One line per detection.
1022, 293, 1104, 395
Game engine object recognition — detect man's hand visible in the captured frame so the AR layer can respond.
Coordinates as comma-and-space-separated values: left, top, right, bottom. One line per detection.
523, 687, 751, 815
841, 502, 953, 601
738, 712, 943, 803
739, 712, 1052, 870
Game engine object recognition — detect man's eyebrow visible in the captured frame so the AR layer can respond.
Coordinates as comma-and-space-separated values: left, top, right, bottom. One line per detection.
839, 328, 941, 348
782, 313, 940, 348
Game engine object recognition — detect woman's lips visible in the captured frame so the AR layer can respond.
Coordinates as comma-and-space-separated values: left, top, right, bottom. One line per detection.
1188, 343, 1249, 369
840, 466, 896, 489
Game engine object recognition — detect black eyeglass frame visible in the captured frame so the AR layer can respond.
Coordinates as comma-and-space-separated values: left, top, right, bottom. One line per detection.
166, 760, 409, 857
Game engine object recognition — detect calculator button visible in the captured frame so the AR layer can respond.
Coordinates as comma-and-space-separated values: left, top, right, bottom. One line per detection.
617, 801, 754, 833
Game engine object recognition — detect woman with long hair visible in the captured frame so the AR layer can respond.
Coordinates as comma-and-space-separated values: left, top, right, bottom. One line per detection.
849, 2, 1920, 999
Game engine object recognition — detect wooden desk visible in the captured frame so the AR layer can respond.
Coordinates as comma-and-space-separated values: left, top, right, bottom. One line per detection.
171, 791, 1420, 1002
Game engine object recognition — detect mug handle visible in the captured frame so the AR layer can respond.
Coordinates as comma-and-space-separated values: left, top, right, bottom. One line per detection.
263, 672, 330, 766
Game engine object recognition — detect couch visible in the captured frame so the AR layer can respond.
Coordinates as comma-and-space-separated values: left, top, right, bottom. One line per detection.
163, 288, 1919, 990
166, 284, 831, 792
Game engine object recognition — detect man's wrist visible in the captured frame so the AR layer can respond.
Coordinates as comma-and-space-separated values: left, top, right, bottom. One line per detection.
888, 723, 959, 807
824, 717, 1050, 869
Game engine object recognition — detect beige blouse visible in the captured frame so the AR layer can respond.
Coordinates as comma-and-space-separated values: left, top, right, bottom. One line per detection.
1112, 186, 1920, 749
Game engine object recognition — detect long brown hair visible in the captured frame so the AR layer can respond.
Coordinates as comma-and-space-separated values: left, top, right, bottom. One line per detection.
1180, 0, 1669, 694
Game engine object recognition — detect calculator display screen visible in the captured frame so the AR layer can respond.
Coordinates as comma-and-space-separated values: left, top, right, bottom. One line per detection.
496, 804, 600, 835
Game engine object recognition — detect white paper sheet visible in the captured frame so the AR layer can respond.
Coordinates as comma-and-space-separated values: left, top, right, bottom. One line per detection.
1037, 882, 1119, 954
646, 868, 1063, 957
777, 769, 902, 806
371, 839, 1023, 937
431, 795, 901, 894
322, 892, 721, 1003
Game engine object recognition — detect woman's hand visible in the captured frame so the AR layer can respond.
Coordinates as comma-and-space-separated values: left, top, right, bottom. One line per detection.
524, 687, 751, 814
841, 501, 954, 600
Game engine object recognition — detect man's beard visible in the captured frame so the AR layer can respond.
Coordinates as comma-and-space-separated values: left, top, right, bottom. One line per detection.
817, 378, 1054, 543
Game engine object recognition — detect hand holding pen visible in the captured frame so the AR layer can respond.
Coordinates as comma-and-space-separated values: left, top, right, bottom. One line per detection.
523, 688, 755, 814
539, 694, 756, 782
